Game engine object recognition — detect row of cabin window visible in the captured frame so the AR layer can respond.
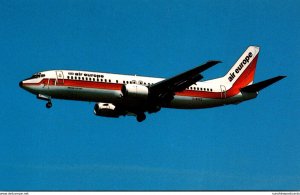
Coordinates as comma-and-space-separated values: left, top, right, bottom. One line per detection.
67, 76, 154, 86
67, 76, 112, 82
122, 80, 153, 86
188, 86, 213, 92
66, 76, 213, 92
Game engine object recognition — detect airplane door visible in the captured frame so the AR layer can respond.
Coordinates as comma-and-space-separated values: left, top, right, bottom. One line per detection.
56, 71, 64, 85
220, 85, 226, 99
42, 78, 50, 89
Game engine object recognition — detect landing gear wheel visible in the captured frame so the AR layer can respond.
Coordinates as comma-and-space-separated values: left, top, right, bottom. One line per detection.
136, 113, 146, 122
46, 101, 52, 109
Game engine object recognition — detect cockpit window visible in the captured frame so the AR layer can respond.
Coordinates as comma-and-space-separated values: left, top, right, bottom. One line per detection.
30, 74, 40, 79
29, 73, 44, 79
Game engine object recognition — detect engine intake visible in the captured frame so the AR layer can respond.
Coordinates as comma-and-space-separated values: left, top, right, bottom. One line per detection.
94, 103, 121, 118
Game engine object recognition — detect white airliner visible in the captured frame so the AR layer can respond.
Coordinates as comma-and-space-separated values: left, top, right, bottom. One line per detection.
19, 46, 285, 122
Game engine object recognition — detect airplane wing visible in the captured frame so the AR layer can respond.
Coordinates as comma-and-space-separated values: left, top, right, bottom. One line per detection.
149, 60, 221, 103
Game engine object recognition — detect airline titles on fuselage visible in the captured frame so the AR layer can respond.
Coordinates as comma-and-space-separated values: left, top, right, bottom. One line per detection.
68, 71, 105, 79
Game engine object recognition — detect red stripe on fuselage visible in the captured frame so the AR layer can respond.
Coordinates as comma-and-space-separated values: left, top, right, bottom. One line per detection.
24, 79, 223, 99
22, 79, 123, 90
62, 79, 122, 90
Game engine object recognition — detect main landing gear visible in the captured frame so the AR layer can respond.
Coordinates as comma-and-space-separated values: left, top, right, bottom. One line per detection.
136, 113, 146, 122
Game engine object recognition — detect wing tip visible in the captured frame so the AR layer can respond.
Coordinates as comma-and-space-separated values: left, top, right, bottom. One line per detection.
274, 75, 287, 81
207, 60, 222, 64
278, 75, 287, 79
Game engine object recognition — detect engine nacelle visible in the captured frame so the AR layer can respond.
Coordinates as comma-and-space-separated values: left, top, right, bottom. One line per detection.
94, 103, 121, 118
121, 84, 149, 99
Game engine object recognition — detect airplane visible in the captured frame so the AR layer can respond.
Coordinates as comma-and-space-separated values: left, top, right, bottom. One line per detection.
19, 46, 286, 122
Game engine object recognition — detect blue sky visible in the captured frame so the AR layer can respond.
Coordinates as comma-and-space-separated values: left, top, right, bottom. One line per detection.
0, 0, 299, 190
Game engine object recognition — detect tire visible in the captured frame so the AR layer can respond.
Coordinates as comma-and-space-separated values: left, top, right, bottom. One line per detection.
136, 113, 146, 122
46, 102, 52, 108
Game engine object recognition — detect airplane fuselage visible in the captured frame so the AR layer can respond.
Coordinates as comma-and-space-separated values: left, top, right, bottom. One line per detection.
20, 70, 256, 110
19, 46, 285, 122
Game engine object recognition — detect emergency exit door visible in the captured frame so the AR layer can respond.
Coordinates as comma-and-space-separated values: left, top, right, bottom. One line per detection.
220, 85, 226, 99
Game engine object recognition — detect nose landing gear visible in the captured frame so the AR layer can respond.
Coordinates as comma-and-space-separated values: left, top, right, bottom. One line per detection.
37, 94, 52, 109
46, 101, 52, 108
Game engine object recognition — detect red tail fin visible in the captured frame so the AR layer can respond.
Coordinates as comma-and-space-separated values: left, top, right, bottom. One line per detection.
224, 46, 260, 92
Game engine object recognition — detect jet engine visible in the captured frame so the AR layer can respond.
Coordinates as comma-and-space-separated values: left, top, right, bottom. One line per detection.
94, 103, 122, 118
121, 84, 149, 100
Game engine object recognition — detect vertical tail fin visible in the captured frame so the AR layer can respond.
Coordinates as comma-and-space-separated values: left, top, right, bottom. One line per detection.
224, 46, 260, 89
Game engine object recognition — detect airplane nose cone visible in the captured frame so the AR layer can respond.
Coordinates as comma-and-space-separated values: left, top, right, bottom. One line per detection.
19, 81, 23, 88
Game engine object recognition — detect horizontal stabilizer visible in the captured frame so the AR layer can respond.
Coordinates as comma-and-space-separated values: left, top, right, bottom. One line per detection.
240, 76, 286, 93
